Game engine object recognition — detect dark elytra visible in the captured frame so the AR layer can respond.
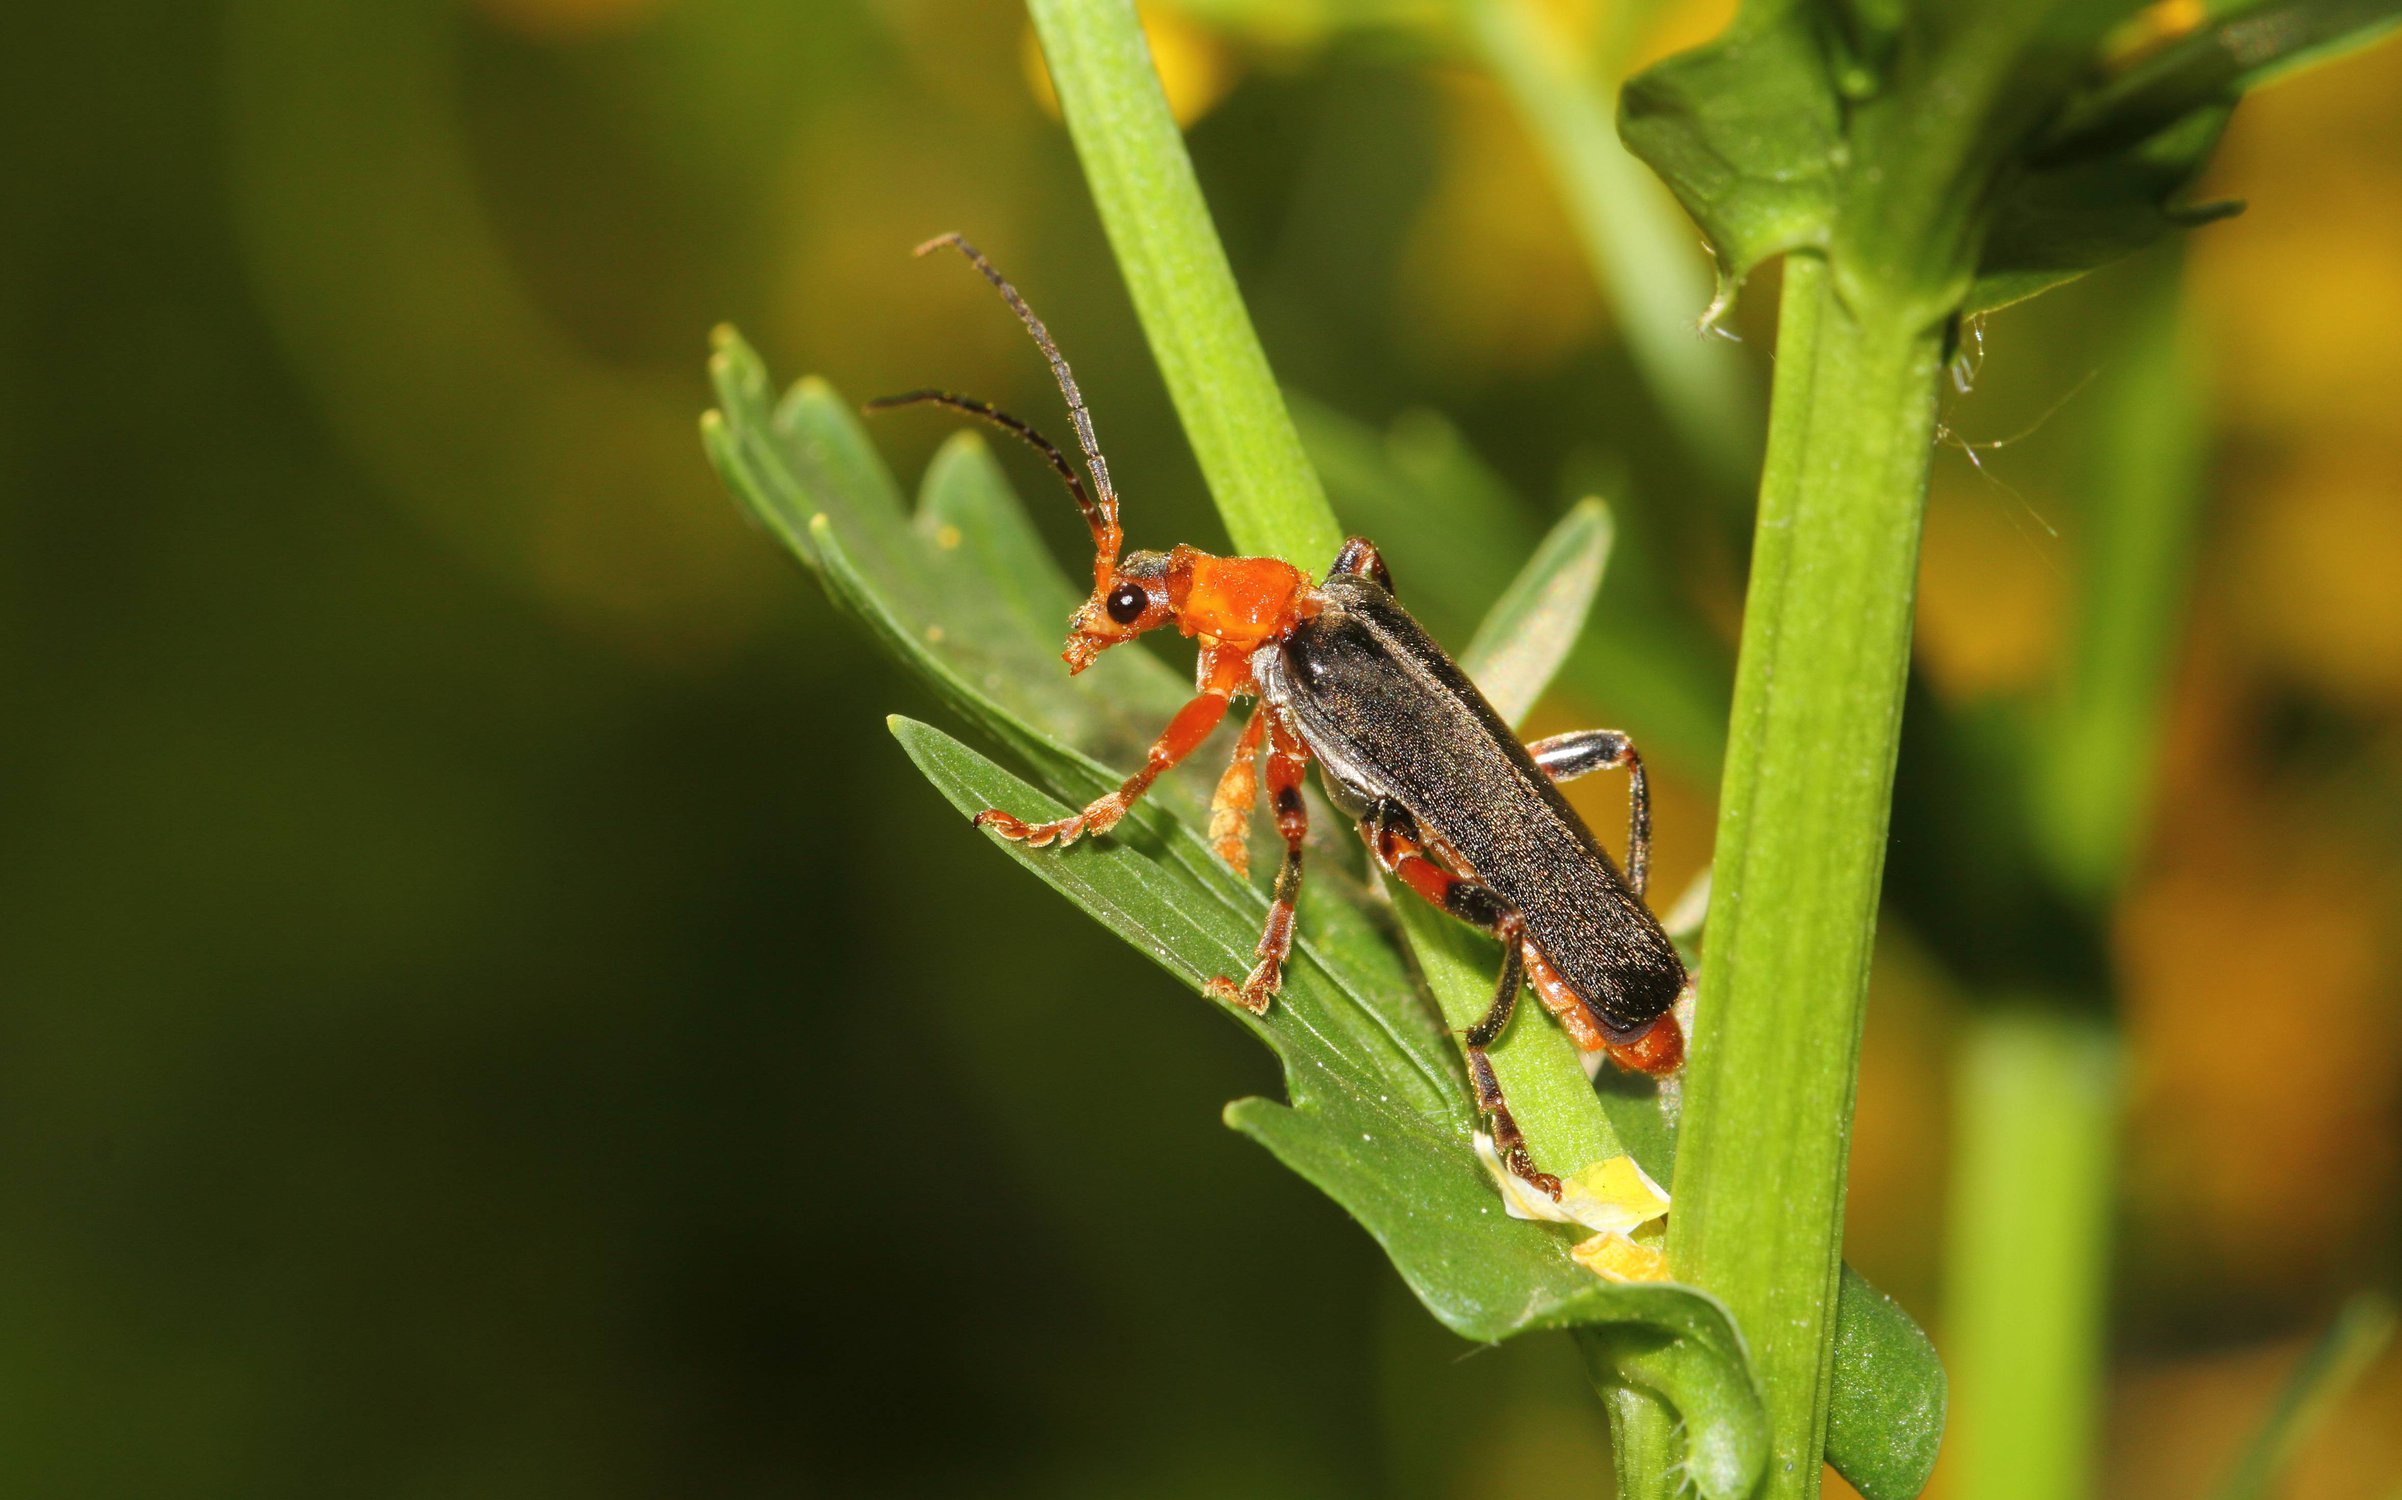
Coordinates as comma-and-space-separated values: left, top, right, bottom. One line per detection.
1272, 571, 1686, 1032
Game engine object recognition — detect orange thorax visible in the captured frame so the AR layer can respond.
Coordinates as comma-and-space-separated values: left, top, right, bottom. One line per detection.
1169, 548, 1310, 650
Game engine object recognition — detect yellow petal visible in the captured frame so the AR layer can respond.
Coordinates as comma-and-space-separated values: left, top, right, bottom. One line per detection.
1572, 1231, 1672, 1284
1561, 1154, 1671, 1235
1473, 1136, 1671, 1235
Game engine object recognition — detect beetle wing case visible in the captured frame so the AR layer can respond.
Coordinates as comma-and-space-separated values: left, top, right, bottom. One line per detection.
1266, 573, 1686, 1032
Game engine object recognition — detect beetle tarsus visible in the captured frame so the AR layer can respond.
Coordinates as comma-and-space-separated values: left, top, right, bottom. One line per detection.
1468, 1046, 1563, 1200
1203, 970, 1277, 1015
975, 806, 1103, 847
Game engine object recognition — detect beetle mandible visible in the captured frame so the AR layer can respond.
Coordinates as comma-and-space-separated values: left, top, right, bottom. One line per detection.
873, 234, 1687, 1198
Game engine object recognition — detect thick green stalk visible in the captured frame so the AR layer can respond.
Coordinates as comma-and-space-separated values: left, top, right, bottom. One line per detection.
1944, 1007, 2120, 1500
1025, 0, 1343, 566
1646, 255, 1945, 1500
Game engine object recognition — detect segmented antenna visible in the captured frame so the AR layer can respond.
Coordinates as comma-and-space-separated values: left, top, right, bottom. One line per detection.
863, 388, 1096, 531
914, 233, 1122, 576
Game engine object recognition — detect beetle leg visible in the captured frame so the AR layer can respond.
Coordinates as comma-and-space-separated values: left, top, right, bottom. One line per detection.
1525, 728, 1652, 898
976, 691, 1229, 847
1362, 804, 1564, 1199
1205, 705, 1269, 877
1204, 712, 1311, 1015
1328, 535, 1394, 595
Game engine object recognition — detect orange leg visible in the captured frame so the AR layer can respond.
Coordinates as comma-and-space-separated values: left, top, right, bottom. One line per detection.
1204, 714, 1310, 1015
975, 691, 1229, 847
1206, 706, 1269, 877
1363, 804, 1562, 1199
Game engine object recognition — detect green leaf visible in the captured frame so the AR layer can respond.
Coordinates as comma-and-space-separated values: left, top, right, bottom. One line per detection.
1826, 1267, 1948, 1500
1962, 0, 2402, 311
705, 338, 1771, 1475
894, 716, 1776, 1489
1969, 104, 2238, 315
1617, 1, 1842, 315
1289, 393, 1535, 644
2047, 0, 2402, 164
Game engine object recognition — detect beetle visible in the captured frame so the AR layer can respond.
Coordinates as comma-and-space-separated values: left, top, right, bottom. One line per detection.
873, 234, 1685, 1198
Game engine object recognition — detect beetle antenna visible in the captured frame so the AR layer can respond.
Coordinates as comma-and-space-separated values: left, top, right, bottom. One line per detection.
864, 389, 1098, 533
915, 233, 1122, 575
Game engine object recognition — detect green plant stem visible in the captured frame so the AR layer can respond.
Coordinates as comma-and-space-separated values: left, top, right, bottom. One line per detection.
2035, 251, 2207, 903
1946, 250, 2203, 1500
1629, 255, 1945, 1500
1462, 0, 1761, 502
1943, 1005, 2119, 1500
1025, 0, 1343, 566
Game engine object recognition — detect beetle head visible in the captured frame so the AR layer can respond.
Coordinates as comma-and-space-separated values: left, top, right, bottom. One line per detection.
1064, 549, 1173, 673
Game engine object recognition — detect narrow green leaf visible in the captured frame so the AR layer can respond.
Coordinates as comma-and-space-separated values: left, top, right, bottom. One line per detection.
2046, 0, 2402, 163
1462, 498, 1614, 727
2214, 1295, 2398, 1500
1289, 393, 1535, 643
915, 429, 1085, 637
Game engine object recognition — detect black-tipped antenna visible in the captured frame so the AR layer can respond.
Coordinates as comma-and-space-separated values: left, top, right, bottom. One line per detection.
863, 389, 1098, 534
914, 233, 1122, 572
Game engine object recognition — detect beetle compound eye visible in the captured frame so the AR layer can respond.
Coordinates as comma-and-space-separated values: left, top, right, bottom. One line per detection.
1104, 583, 1148, 625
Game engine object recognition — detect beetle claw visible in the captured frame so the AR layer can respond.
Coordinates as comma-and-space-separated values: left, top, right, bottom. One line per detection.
1204, 974, 1275, 1015
976, 808, 1092, 847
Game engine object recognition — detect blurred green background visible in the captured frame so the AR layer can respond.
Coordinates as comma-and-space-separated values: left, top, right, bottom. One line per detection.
5, 0, 2397, 1494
